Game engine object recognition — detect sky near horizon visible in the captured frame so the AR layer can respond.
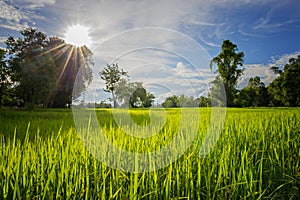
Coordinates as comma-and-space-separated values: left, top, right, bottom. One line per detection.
1, 0, 300, 103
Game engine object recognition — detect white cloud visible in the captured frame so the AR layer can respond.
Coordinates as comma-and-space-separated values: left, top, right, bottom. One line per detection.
0, 1, 29, 23
83, 26, 215, 103
238, 64, 276, 88
0, 37, 7, 43
56, 0, 280, 48
238, 51, 300, 88
10, 0, 56, 9
0, 0, 56, 33
270, 51, 300, 69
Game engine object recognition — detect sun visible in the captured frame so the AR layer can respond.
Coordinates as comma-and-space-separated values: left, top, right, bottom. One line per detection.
64, 25, 92, 47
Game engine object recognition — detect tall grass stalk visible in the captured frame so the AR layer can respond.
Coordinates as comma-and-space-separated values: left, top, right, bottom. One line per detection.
0, 108, 299, 199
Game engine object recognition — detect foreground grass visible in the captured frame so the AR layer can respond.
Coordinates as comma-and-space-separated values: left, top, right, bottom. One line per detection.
0, 108, 299, 199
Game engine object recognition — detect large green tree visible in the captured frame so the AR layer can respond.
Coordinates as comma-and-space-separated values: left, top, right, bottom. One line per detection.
268, 55, 300, 106
210, 40, 244, 106
99, 63, 128, 108
235, 76, 268, 107
5, 29, 93, 108
0, 48, 12, 107
5, 28, 57, 108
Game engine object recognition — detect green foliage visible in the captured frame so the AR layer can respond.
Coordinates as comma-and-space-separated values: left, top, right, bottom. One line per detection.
5, 28, 56, 107
0, 108, 299, 199
162, 95, 210, 108
0, 48, 12, 107
210, 40, 244, 106
162, 95, 180, 108
235, 76, 269, 107
199, 96, 211, 107
100, 63, 128, 108
268, 55, 300, 106
4, 28, 93, 109
142, 93, 155, 108
101, 65, 155, 108
177, 94, 200, 107
127, 85, 154, 108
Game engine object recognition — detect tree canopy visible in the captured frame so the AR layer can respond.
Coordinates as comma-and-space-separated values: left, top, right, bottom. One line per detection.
99, 63, 128, 108
115, 80, 155, 108
4, 28, 93, 108
235, 76, 268, 107
0, 48, 11, 107
100, 64, 155, 108
210, 40, 244, 106
268, 55, 300, 106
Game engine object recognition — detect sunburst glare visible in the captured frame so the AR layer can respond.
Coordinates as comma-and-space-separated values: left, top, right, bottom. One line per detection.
64, 25, 92, 47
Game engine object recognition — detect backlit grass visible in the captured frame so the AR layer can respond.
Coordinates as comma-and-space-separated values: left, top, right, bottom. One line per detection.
0, 108, 299, 199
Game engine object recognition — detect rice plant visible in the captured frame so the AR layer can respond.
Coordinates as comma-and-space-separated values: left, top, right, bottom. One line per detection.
0, 108, 299, 199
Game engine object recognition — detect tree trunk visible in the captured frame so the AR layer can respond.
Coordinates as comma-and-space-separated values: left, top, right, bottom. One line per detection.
0, 90, 2, 107
112, 91, 117, 108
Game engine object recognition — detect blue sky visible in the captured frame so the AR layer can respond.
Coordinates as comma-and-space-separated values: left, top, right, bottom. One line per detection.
1, 0, 300, 103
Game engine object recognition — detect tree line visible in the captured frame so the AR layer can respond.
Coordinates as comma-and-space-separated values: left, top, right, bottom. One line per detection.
207, 40, 300, 107
0, 28, 299, 108
162, 40, 300, 108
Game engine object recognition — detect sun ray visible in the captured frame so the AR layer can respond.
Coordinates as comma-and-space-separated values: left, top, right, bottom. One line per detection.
56, 45, 75, 86
39, 42, 66, 57
51, 44, 70, 60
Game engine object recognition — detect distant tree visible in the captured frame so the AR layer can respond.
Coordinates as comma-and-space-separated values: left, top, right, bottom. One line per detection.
177, 94, 201, 107
268, 55, 300, 106
162, 95, 180, 108
115, 80, 154, 108
130, 87, 147, 108
162, 94, 207, 108
235, 76, 268, 107
97, 101, 112, 108
210, 40, 244, 106
199, 96, 211, 107
143, 93, 155, 108
115, 79, 139, 107
249, 77, 269, 106
100, 63, 128, 108
162, 94, 209, 108
0, 48, 12, 107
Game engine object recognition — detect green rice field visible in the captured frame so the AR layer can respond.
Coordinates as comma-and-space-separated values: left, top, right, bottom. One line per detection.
0, 108, 299, 199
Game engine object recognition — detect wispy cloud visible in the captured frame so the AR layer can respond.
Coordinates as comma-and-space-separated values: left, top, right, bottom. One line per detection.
0, 1, 29, 23
253, 1, 300, 32
270, 51, 300, 69
8, 0, 56, 10
0, 0, 56, 32
0, 37, 7, 44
